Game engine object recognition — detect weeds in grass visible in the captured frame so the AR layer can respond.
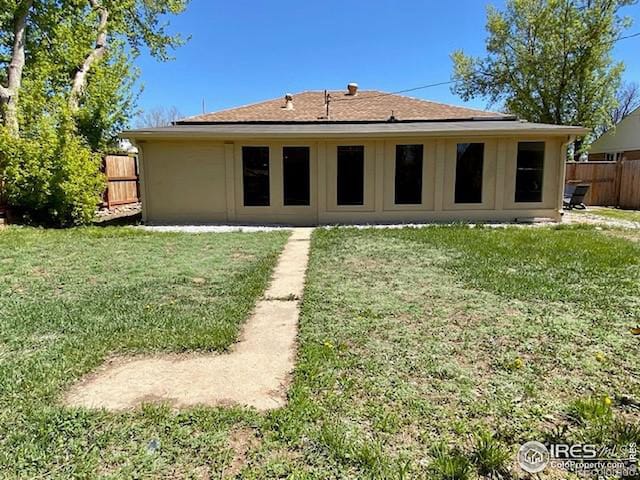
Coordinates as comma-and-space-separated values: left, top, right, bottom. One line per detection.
570, 395, 614, 426
428, 443, 473, 480
471, 431, 511, 478
2, 225, 640, 477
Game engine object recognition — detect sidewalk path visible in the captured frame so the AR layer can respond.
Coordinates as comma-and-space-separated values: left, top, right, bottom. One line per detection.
65, 228, 313, 411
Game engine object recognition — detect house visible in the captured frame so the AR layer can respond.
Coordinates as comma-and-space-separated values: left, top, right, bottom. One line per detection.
589, 106, 640, 161
122, 84, 587, 225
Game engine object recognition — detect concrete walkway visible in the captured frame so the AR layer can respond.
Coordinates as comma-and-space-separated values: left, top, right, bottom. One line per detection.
65, 228, 313, 411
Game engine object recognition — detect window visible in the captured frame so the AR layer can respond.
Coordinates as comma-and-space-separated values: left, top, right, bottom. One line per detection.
515, 142, 545, 203
242, 146, 270, 206
455, 143, 484, 203
337, 146, 364, 205
395, 144, 423, 204
283, 146, 310, 206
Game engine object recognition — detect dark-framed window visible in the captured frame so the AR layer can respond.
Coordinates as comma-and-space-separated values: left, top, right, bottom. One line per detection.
283, 146, 310, 206
242, 146, 270, 206
515, 142, 545, 203
455, 143, 484, 204
337, 146, 364, 206
395, 144, 423, 204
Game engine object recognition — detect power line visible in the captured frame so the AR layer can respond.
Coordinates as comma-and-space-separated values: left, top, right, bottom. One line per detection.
615, 31, 640, 42
331, 80, 456, 103
330, 31, 640, 104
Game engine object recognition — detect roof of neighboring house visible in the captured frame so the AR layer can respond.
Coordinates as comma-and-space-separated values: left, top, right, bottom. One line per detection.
590, 106, 640, 154
124, 120, 588, 140
176, 90, 510, 124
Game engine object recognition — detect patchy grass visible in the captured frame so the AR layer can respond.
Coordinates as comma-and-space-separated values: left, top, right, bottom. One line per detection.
1, 224, 639, 478
586, 207, 640, 224
0, 227, 288, 478
288, 225, 640, 477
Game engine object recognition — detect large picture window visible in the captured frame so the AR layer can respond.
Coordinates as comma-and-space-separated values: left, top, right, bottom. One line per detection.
455, 143, 484, 204
242, 146, 270, 206
283, 146, 310, 206
337, 146, 364, 206
515, 142, 545, 203
395, 144, 423, 204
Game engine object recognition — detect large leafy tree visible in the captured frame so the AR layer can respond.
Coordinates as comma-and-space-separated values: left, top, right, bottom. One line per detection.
0, 0, 189, 224
451, 0, 636, 149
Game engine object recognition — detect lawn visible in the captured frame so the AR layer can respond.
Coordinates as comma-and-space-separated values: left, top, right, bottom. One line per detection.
1, 225, 639, 478
0, 227, 289, 478
586, 207, 640, 224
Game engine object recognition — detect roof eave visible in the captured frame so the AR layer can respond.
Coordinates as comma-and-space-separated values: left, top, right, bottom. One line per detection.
121, 125, 589, 141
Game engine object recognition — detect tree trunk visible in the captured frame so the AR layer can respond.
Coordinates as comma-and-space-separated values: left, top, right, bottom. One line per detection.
0, 1, 32, 136
68, 0, 109, 112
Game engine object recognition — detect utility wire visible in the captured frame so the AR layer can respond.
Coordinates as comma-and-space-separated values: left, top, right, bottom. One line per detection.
330, 80, 457, 103
330, 31, 640, 104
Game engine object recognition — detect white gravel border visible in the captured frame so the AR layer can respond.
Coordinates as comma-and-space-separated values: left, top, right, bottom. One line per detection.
138, 225, 290, 233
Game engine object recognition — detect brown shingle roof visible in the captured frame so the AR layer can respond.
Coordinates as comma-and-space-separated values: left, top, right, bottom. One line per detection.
177, 90, 508, 124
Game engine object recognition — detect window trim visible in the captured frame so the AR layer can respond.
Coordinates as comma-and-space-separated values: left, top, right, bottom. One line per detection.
443, 139, 496, 211
327, 142, 375, 212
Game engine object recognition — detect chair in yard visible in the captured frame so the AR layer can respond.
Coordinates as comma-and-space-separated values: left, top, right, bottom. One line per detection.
563, 184, 590, 210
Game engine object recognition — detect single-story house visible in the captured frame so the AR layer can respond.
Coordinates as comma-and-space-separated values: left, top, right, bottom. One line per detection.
122, 84, 587, 225
588, 106, 640, 162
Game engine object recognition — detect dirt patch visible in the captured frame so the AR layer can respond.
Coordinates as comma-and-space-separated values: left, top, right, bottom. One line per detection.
231, 251, 256, 261
64, 228, 312, 411
224, 427, 261, 478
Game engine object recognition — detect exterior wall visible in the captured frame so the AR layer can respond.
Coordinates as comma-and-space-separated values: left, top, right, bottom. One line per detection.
590, 107, 640, 154
138, 135, 568, 225
141, 141, 228, 223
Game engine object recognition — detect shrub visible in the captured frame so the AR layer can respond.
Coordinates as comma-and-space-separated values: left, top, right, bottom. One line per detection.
0, 118, 104, 226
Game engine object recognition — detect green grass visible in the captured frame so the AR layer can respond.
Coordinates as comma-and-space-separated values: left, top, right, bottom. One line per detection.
1, 224, 639, 478
586, 207, 640, 224
0, 226, 288, 478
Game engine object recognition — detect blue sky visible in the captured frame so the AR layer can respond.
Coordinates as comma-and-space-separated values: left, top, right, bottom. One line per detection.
134, 0, 640, 118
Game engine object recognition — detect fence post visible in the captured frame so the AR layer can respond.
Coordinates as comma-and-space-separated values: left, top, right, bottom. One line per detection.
614, 154, 624, 208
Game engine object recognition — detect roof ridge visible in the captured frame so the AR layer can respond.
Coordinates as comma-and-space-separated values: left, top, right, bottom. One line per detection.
177, 88, 506, 123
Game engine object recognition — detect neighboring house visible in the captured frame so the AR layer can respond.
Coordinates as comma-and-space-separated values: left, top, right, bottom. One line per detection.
589, 106, 640, 161
122, 84, 587, 225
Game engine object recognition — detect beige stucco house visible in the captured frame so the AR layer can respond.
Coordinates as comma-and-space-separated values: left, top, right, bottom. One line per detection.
589, 106, 640, 161
123, 84, 587, 225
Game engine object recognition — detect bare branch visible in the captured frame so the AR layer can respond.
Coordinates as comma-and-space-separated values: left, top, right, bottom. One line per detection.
68, 0, 109, 111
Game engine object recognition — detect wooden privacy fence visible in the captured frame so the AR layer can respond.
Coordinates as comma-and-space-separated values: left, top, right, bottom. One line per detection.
102, 154, 140, 208
566, 159, 640, 209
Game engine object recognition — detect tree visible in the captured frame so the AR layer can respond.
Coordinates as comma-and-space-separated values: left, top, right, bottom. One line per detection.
0, 0, 189, 225
1, 0, 189, 136
451, 0, 637, 151
0, 1, 32, 135
136, 106, 183, 128
592, 81, 640, 138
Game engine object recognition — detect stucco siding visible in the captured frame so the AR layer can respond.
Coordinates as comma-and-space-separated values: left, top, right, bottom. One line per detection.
138, 135, 568, 225
141, 141, 228, 224
590, 108, 640, 154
